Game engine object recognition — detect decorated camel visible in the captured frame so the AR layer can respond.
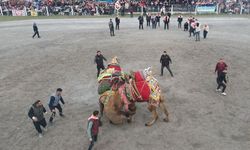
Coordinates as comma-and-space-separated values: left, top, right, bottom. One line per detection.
98, 57, 169, 126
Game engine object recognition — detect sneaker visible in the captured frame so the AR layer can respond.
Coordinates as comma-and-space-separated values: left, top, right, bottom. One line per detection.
59, 113, 65, 117
216, 89, 222, 92
221, 92, 227, 96
38, 133, 43, 138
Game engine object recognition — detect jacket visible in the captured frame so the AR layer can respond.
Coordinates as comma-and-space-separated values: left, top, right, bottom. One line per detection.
28, 104, 46, 121
95, 54, 107, 66
160, 54, 172, 66
87, 115, 100, 138
48, 94, 65, 110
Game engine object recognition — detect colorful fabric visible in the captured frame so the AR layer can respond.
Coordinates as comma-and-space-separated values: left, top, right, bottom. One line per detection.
107, 64, 122, 72
135, 81, 150, 102
134, 71, 145, 82
98, 80, 112, 95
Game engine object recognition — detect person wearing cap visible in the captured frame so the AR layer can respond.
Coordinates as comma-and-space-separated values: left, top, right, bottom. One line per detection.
95, 51, 107, 77
32, 22, 40, 38
28, 100, 47, 137
48, 88, 65, 123
215, 58, 228, 95
87, 110, 100, 150
109, 19, 115, 36
160, 51, 173, 77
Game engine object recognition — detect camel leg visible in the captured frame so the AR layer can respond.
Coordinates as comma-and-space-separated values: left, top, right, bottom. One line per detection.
159, 101, 169, 122
99, 101, 104, 117
145, 105, 158, 126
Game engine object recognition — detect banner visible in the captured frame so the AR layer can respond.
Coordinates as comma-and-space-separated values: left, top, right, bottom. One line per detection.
196, 4, 216, 14
12, 9, 26, 16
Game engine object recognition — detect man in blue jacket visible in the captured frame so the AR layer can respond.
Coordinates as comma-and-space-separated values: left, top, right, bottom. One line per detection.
48, 88, 65, 123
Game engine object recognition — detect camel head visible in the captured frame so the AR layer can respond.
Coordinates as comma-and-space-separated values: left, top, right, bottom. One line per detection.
110, 56, 119, 65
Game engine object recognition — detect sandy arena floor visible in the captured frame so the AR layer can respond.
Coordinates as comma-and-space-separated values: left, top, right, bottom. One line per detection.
0, 16, 250, 150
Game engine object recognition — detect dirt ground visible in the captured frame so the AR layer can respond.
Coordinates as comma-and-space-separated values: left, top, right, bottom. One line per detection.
0, 16, 250, 150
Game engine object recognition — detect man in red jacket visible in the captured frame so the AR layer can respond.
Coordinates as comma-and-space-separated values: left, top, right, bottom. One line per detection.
87, 110, 100, 150
215, 58, 228, 92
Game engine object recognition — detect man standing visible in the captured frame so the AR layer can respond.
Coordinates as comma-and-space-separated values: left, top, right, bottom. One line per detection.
28, 100, 47, 137
160, 51, 173, 77
151, 15, 156, 29
138, 14, 144, 30
195, 22, 201, 41
95, 51, 107, 77
87, 110, 100, 150
203, 24, 209, 39
177, 15, 183, 28
32, 22, 40, 38
155, 13, 161, 27
146, 13, 151, 27
215, 58, 228, 95
115, 16, 120, 30
109, 19, 115, 36
48, 88, 65, 123
163, 15, 170, 30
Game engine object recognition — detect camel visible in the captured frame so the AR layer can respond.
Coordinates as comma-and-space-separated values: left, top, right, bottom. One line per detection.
98, 66, 169, 126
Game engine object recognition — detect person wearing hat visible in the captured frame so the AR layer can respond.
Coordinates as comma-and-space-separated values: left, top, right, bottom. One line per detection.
160, 51, 173, 77
32, 22, 40, 38
48, 88, 65, 123
28, 100, 47, 137
95, 51, 107, 77
109, 19, 115, 36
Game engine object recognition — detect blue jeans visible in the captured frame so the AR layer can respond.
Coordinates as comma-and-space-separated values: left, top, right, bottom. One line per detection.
195, 31, 200, 41
88, 135, 98, 150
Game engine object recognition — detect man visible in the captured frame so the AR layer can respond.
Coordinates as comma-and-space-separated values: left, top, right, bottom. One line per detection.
216, 70, 227, 96
151, 15, 156, 29
48, 88, 65, 123
87, 110, 100, 150
163, 15, 170, 30
203, 24, 209, 39
189, 21, 196, 37
109, 19, 115, 36
95, 51, 107, 77
160, 51, 173, 77
28, 100, 47, 137
195, 22, 201, 41
177, 15, 183, 28
115, 16, 120, 30
184, 21, 189, 31
138, 14, 144, 30
146, 13, 151, 27
32, 22, 40, 38
155, 13, 161, 27
215, 58, 228, 94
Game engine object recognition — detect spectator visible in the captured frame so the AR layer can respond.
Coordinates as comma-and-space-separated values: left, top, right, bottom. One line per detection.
109, 19, 115, 36
203, 24, 209, 39
138, 14, 144, 30
177, 15, 183, 28
115, 16, 120, 30
32, 22, 40, 38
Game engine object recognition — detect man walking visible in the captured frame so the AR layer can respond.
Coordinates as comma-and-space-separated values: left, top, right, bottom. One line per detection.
28, 100, 47, 137
215, 58, 228, 95
109, 19, 115, 36
115, 16, 120, 30
216, 70, 228, 96
32, 22, 40, 38
87, 110, 101, 150
48, 88, 65, 123
138, 14, 144, 30
160, 51, 173, 77
95, 51, 107, 77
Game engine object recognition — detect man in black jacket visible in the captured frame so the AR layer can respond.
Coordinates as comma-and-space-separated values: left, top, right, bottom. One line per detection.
48, 88, 65, 123
32, 22, 40, 38
95, 51, 107, 77
160, 51, 173, 77
177, 15, 183, 28
115, 16, 120, 30
28, 100, 47, 137
138, 14, 144, 30
146, 13, 151, 27
109, 19, 115, 36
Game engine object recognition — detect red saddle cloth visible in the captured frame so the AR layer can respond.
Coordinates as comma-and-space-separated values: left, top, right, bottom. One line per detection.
134, 71, 150, 102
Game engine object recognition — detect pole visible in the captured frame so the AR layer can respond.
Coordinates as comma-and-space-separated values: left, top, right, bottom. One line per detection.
46, 6, 49, 16
171, 5, 173, 15
195, 5, 197, 15
216, 3, 219, 14
24, 6, 27, 16
71, 6, 74, 16
0, 6, 3, 16
240, 2, 243, 15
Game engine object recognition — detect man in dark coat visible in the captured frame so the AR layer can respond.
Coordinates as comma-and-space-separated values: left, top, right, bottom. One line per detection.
109, 19, 115, 36
95, 51, 107, 77
155, 13, 161, 27
163, 15, 170, 30
138, 14, 144, 30
115, 16, 120, 30
160, 51, 173, 77
28, 100, 47, 137
177, 15, 183, 28
32, 22, 40, 38
146, 13, 151, 27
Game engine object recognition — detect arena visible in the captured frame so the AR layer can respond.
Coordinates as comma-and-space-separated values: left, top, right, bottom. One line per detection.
0, 16, 250, 150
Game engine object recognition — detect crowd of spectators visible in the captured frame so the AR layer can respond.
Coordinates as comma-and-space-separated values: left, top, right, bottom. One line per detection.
0, 0, 249, 16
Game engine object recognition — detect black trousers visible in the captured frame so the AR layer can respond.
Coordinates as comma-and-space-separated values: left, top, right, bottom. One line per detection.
49, 104, 63, 122
157, 21, 160, 27
33, 118, 47, 133
203, 30, 208, 39
115, 24, 119, 30
110, 29, 115, 36
161, 65, 173, 77
139, 23, 143, 29
32, 31, 40, 38
217, 81, 226, 92
88, 135, 98, 150
178, 22, 181, 28
97, 65, 105, 77
195, 31, 200, 41
164, 23, 169, 30
147, 20, 150, 26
